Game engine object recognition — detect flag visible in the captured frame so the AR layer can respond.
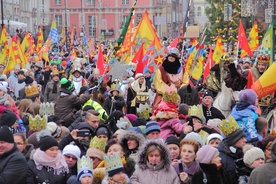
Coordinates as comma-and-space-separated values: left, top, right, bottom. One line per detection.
258, 20, 274, 65
37, 26, 44, 53
4, 36, 21, 74
203, 46, 214, 84
97, 45, 105, 75
252, 62, 276, 98
191, 44, 205, 80
240, 21, 259, 58
212, 36, 225, 64
48, 19, 59, 44
17, 39, 27, 68
132, 43, 144, 74
168, 36, 179, 48
38, 38, 51, 62
61, 26, 66, 44
132, 11, 162, 51
142, 38, 157, 62
82, 25, 88, 49
238, 19, 252, 57
0, 25, 9, 64
116, 0, 137, 48
185, 45, 196, 75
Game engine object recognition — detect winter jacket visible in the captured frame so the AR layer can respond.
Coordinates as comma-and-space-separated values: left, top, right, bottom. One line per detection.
27, 159, 68, 184
158, 118, 185, 140
54, 88, 90, 127
44, 80, 60, 102
0, 144, 28, 184
231, 105, 259, 142
218, 140, 243, 183
130, 139, 181, 184
104, 95, 125, 115
172, 160, 200, 184
0, 101, 20, 118
248, 139, 276, 184
202, 105, 225, 122
191, 163, 235, 184
22, 144, 34, 161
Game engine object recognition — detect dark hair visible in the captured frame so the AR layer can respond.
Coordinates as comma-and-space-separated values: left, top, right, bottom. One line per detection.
105, 138, 122, 153
13, 133, 26, 144
132, 118, 147, 127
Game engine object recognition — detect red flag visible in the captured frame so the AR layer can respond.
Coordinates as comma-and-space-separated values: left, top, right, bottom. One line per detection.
203, 46, 214, 84
97, 45, 105, 75
238, 19, 252, 56
132, 43, 144, 74
169, 36, 179, 48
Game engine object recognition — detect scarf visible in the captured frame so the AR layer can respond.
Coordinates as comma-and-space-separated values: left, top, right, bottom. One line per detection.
52, 81, 59, 94
131, 80, 146, 93
236, 101, 257, 111
33, 148, 69, 175
0, 93, 10, 106
161, 57, 181, 74
72, 75, 83, 94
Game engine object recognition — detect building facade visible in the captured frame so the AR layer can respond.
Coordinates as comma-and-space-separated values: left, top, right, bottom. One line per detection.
193, 0, 209, 32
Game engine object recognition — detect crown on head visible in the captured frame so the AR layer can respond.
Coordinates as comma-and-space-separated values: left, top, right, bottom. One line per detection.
104, 153, 123, 173
257, 54, 270, 63
116, 117, 132, 130
188, 105, 204, 121
39, 102, 55, 116
29, 115, 47, 131
137, 103, 151, 120
77, 156, 93, 173
218, 116, 240, 136
111, 82, 120, 91
220, 53, 232, 63
89, 136, 106, 152
25, 84, 39, 98
162, 85, 180, 105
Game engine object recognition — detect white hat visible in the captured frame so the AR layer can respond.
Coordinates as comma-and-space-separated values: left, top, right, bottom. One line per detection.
62, 144, 81, 159
243, 145, 265, 166
184, 132, 204, 147
206, 133, 223, 145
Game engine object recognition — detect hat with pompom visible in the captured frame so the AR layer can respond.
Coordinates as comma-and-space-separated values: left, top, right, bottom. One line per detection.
60, 78, 74, 91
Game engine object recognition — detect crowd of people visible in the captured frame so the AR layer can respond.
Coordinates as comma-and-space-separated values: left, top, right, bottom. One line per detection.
0, 42, 276, 184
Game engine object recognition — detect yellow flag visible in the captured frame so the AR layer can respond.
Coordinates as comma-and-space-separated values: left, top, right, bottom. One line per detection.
17, 39, 28, 68
0, 26, 9, 64
37, 26, 44, 53
212, 36, 225, 64
4, 36, 21, 74
191, 56, 204, 80
21, 33, 30, 59
61, 26, 66, 44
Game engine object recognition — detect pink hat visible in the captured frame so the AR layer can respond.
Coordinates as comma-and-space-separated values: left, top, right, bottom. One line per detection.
125, 114, 138, 123
196, 145, 218, 164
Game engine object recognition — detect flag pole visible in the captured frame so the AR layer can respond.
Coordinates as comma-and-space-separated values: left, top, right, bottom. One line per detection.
235, 41, 239, 67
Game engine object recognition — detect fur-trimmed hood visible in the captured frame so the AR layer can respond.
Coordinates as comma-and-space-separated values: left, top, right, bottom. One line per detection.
136, 139, 172, 171
119, 130, 145, 150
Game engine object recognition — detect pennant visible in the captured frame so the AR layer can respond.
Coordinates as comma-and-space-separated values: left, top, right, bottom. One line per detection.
203, 46, 214, 84
240, 21, 259, 58
258, 20, 274, 66
97, 45, 105, 76
36, 26, 44, 53
212, 36, 225, 64
238, 19, 252, 57
0, 25, 9, 64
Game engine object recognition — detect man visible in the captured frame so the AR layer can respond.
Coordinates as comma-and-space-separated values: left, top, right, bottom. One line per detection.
7, 64, 20, 90
18, 76, 34, 100
13, 70, 26, 99
0, 125, 28, 184
70, 66, 88, 95
249, 139, 276, 184
44, 69, 60, 102
255, 117, 268, 141
201, 90, 225, 122
0, 64, 7, 81
145, 121, 161, 140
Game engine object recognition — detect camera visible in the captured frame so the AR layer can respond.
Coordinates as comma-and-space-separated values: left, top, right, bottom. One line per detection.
77, 130, 91, 137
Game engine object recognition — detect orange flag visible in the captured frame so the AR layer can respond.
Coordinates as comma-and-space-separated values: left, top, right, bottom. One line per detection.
238, 19, 252, 57
97, 45, 105, 76
212, 36, 225, 64
240, 21, 258, 58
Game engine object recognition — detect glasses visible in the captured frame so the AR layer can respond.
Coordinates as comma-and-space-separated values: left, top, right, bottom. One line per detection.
64, 155, 77, 161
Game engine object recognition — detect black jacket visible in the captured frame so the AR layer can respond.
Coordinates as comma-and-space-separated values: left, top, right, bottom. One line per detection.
0, 144, 28, 184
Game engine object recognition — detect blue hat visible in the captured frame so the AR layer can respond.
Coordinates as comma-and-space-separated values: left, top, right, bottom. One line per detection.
145, 121, 160, 135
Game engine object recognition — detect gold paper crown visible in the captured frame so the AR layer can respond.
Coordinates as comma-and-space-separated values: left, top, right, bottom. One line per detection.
162, 85, 180, 104
218, 116, 240, 136
51, 69, 60, 76
220, 53, 232, 63
188, 105, 204, 121
25, 84, 39, 98
89, 136, 106, 152
77, 156, 93, 173
137, 103, 151, 120
29, 115, 47, 131
257, 54, 270, 63
39, 102, 55, 116
104, 153, 123, 173
111, 82, 120, 91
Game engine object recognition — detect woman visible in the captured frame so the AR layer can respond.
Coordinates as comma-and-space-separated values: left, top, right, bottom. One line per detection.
130, 139, 181, 184
165, 136, 181, 165
0, 82, 20, 116
172, 139, 201, 183
14, 133, 34, 161
27, 130, 69, 183
191, 145, 235, 184
17, 99, 32, 118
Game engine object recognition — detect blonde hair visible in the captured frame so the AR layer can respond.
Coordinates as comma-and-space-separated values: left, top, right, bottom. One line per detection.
180, 139, 200, 153
18, 99, 32, 117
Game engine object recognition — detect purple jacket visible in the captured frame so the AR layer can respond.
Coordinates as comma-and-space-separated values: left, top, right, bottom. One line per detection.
158, 118, 185, 140
172, 160, 201, 184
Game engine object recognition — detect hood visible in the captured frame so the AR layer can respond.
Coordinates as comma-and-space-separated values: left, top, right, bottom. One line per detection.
136, 139, 171, 171
75, 122, 95, 137
119, 131, 145, 150
270, 139, 276, 162
231, 106, 255, 119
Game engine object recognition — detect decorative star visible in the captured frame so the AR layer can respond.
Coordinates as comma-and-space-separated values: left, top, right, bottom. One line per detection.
107, 59, 131, 80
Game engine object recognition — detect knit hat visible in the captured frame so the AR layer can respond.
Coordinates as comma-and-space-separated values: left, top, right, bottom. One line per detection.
62, 144, 81, 160
165, 136, 180, 147
46, 122, 62, 138
239, 89, 257, 105
38, 134, 59, 151
125, 114, 138, 123
62, 60, 67, 67
0, 110, 18, 127
24, 76, 34, 85
77, 156, 93, 181
60, 78, 74, 91
0, 82, 7, 93
243, 144, 265, 166
196, 145, 219, 164
0, 125, 14, 143
95, 126, 111, 139
135, 73, 145, 80
184, 132, 204, 147
128, 127, 143, 135
145, 121, 160, 135
206, 133, 223, 145
203, 90, 213, 99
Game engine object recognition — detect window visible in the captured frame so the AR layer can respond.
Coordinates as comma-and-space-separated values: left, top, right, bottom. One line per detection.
55, 15, 62, 30
54, 0, 61, 5
197, 7, 202, 16
122, 0, 129, 5
88, 16, 96, 36
86, 0, 95, 5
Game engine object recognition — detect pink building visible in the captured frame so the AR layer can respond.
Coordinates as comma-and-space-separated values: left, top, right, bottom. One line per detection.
50, 0, 183, 40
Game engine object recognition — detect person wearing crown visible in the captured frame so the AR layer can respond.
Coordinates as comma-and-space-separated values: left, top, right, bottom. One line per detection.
152, 47, 189, 112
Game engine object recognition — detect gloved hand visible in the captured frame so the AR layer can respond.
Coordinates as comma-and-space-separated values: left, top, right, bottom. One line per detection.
17, 119, 26, 133
228, 63, 239, 77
